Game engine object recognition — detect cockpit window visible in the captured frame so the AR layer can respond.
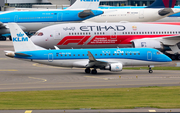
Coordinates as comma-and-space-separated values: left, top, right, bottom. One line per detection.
157, 51, 163, 55
38, 32, 43, 36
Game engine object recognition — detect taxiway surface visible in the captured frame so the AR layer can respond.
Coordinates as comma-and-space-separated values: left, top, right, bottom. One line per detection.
0, 41, 180, 92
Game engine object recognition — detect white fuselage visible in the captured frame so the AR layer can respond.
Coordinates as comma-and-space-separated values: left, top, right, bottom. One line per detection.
84, 8, 180, 23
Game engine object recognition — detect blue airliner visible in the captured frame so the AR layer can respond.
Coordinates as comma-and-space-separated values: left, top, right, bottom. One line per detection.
0, 0, 103, 40
5, 23, 172, 74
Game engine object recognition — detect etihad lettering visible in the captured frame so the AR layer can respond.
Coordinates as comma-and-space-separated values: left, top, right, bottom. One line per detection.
80, 25, 125, 31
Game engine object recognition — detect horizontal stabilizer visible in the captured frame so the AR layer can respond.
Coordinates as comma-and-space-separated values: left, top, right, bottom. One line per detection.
78, 10, 94, 18
158, 8, 173, 16
15, 53, 31, 57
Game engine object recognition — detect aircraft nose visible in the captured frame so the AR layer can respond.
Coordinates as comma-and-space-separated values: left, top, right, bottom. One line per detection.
31, 35, 46, 47
164, 55, 172, 62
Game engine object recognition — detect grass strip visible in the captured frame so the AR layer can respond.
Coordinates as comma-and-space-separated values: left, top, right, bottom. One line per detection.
123, 67, 180, 70
0, 86, 180, 110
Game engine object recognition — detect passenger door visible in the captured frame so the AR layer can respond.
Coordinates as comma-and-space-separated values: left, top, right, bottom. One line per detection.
139, 10, 144, 19
57, 13, 63, 21
14, 15, 18, 22
48, 53, 53, 62
147, 51, 152, 60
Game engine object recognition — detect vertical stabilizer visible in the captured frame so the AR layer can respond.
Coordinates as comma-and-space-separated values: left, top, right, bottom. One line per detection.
66, 0, 100, 10
8, 23, 43, 52
146, 0, 176, 8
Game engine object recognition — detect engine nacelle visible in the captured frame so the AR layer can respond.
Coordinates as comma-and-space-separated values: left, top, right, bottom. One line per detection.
104, 63, 123, 72
132, 39, 164, 51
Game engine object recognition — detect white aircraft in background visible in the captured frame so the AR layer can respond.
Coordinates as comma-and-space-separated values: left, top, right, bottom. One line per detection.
0, 0, 103, 40
84, 0, 180, 23
31, 22, 180, 60
5, 23, 172, 74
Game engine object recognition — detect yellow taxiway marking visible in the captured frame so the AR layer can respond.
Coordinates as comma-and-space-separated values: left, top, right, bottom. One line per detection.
85, 76, 109, 80
24, 110, 32, 113
28, 77, 47, 82
0, 58, 9, 60
0, 69, 17, 71
149, 110, 156, 112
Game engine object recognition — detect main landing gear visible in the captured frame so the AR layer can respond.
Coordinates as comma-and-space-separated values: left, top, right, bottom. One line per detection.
148, 65, 153, 74
85, 68, 97, 74
0, 35, 6, 41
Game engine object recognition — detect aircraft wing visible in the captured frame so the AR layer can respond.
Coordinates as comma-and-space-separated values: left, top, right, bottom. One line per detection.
0, 22, 7, 29
86, 51, 108, 68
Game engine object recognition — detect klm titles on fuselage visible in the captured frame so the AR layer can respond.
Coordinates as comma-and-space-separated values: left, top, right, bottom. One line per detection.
80, 25, 126, 31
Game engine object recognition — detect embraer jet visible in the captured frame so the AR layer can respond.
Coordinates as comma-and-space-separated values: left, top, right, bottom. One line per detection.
31, 22, 180, 60
83, 0, 180, 23
5, 23, 171, 74
0, 0, 103, 40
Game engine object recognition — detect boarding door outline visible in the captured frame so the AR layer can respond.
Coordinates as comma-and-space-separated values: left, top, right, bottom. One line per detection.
48, 53, 53, 62
14, 15, 18, 22
147, 51, 152, 60
110, 30, 117, 39
57, 13, 63, 21
139, 10, 144, 19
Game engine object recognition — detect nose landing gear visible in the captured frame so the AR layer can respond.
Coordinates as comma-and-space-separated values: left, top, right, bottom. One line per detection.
148, 65, 153, 73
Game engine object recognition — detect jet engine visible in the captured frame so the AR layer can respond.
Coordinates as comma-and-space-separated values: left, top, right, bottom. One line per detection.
132, 39, 165, 51
103, 63, 123, 72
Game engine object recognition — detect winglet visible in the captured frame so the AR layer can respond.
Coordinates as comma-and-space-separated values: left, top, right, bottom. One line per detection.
66, 0, 100, 10
146, 0, 176, 8
8, 23, 45, 52
88, 51, 96, 62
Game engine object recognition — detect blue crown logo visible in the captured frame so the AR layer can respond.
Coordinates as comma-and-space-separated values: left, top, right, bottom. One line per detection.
17, 32, 24, 37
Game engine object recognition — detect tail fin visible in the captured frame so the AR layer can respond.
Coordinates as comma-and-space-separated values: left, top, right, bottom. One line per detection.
66, 0, 100, 10
146, 0, 176, 8
8, 23, 45, 52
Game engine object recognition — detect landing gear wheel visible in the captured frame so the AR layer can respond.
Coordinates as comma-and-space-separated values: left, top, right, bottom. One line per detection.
170, 55, 176, 60
149, 70, 153, 73
91, 69, 97, 74
85, 68, 91, 74
148, 66, 153, 74
177, 55, 180, 60
0, 36, 6, 41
